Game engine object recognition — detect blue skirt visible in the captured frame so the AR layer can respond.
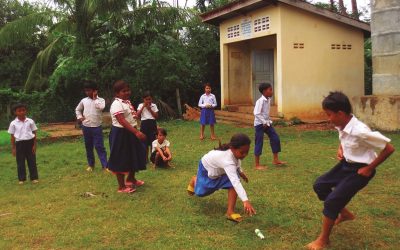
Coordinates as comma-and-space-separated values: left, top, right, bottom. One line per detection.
194, 161, 234, 197
200, 108, 216, 125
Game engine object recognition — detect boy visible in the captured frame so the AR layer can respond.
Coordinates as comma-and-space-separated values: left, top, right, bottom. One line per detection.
307, 91, 395, 250
150, 128, 172, 168
8, 103, 39, 184
75, 80, 107, 171
253, 83, 285, 170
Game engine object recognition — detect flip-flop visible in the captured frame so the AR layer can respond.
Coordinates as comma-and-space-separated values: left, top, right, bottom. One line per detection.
226, 213, 243, 223
126, 180, 145, 188
187, 184, 195, 196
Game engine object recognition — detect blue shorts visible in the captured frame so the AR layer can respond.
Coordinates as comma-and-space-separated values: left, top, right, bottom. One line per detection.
194, 161, 234, 197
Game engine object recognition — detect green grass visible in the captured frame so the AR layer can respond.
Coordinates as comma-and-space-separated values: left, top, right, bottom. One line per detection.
0, 124, 49, 147
0, 120, 399, 249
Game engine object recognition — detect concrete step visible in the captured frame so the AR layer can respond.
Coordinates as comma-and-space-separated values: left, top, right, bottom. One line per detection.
215, 110, 281, 127
224, 104, 278, 116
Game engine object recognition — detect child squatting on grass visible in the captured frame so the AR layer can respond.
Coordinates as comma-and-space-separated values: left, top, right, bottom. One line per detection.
187, 133, 256, 222
306, 91, 395, 250
107, 80, 147, 193
8, 103, 39, 184
150, 128, 172, 168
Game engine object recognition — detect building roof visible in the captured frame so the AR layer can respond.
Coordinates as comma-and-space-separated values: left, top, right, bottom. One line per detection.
200, 0, 370, 32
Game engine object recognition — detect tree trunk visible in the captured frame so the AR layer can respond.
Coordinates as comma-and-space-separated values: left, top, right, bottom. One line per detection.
329, 0, 335, 11
338, 0, 346, 15
176, 88, 182, 117
351, 0, 359, 19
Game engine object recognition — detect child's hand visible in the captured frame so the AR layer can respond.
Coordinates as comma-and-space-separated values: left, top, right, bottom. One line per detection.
32, 145, 36, 154
12, 147, 16, 157
357, 166, 373, 177
240, 172, 248, 183
337, 147, 344, 160
79, 116, 85, 121
243, 201, 256, 216
93, 90, 98, 99
135, 131, 146, 142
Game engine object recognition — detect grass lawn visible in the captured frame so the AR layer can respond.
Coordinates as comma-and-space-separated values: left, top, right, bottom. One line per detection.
0, 125, 48, 147
0, 120, 399, 249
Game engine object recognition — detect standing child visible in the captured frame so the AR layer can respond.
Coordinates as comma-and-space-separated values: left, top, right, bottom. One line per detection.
253, 83, 285, 170
187, 133, 256, 222
151, 128, 172, 168
108, 80, 147, 193
75, 80, 108, 171
136, 91, 159, 162
198, 83, 217, 140
8, 103, 39, 184
306, 91, 395, 250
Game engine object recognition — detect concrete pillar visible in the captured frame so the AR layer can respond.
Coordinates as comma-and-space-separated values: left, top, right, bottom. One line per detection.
371, 0, 400, 95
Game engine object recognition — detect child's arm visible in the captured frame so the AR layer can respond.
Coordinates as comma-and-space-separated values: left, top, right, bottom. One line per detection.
155, 147, 167, 160
358, 143, 395, 177
337, 144, 344, 160
94, 93, 105, 111
198, 96, 205, 108
165, 146, 172, 160
10, 134, 16, 157
32, 131, 37, 154
211, 95, 217, 108
239, 172, 248, 183
136, 103, 143, 118
115, 114, 146, 141
146, 104, 159, 119
75, 100, 85, 121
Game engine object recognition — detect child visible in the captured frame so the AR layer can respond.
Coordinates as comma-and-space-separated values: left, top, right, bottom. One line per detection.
198, 83, 217, 140
108, 80, 147, 193
136, 91, 159, 161
75, 80, 108, 171
306, 91, 395, 250
187, 133, 256, 222
253, 83, 285, 170
8, 103, 39, 184
150, 128, 172, 168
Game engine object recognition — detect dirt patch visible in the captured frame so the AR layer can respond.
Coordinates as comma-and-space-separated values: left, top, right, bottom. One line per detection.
293, 122, 335, 131
41, 122, 82, 138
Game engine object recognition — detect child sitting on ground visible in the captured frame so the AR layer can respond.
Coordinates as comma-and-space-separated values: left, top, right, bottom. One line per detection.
306, 91, 395, 250
187, 133, 256, 222
150, 128, 172, 168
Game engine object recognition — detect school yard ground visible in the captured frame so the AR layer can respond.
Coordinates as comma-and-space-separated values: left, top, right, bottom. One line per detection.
0, 120, 399, 249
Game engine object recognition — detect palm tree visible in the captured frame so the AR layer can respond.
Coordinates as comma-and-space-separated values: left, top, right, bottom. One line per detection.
338, 0, 346, 15
351, 0, 359, 19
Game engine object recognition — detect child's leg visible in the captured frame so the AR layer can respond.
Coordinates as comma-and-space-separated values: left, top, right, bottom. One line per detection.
93, 127, 108, 168
335, 207, 355, 225
15, 142, 27, 181
200, 125, 205, 140
25, 139, 38, 181
264, 126, 285, 164
254, 125, 267, 169
306, 216, 334, 250
226, 187, 238, 216
82, 126, 95, 167
116, 174, 126, 189
210, 125, 216, 139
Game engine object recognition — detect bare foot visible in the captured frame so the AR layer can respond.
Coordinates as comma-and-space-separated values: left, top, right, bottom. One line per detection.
273, 160, 287, 165
210, 136, 217, 140
305, 239, 329, 250
200, 136, 204, 140
255, 165, 268, 170
335, 212, 355, 225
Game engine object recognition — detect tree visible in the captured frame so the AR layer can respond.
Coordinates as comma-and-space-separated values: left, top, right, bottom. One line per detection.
351, 0, 359, 19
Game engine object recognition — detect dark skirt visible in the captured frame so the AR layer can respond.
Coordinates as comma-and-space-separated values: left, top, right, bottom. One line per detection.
108, 126, 146, 174
140, 119, 158, 146
200, 108, 216, 125
194, 160, 234, 197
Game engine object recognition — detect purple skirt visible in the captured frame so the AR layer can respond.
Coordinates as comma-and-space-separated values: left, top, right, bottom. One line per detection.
200, 108, 216, 125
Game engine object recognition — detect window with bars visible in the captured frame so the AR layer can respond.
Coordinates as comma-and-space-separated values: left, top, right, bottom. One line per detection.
254, 17, 270, 32
331, 44, 352, 50
227, 25, 240, 38
293, 43, 304, 49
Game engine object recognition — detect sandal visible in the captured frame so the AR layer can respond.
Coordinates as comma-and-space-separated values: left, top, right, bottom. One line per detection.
187, 184, 195, 196
126, 180, 145, 188
117, 187, 136, 193
226, 213, 243, 223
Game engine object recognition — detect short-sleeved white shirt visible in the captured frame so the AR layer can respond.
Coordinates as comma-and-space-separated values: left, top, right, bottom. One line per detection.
338, 115, 391, 164
8, 117, 38, 141
137, 103, 158, 120
109, 98, 137, 128
151, 139, 170, 153
254, 95, 272, 126
201, 149, 248, 202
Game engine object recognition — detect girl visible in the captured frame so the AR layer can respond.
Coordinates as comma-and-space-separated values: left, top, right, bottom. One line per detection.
108, 80, 147, 193
136, 91, 159, 162
187, 133, 256, 222
151, 128, 172, 168
198, 83, 217, 140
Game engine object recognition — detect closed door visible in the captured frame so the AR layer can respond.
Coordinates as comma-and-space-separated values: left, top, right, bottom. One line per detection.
253, 50, 274, 104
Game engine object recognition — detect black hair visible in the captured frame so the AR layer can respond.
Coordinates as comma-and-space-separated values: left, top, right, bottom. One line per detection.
83, 80, 98, 90
142, 91, 152, 99
204, 82, 211, 88
258, 83, 272, 94
113, 80, 130, 94
322, 91, 352, 114
157, 127, 167, 136
12, 103, 27, 113
215, 133, 251, 151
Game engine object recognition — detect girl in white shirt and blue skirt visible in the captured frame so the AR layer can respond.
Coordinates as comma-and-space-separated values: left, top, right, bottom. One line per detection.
198, 83, 217, 140
187, 133, 256, 222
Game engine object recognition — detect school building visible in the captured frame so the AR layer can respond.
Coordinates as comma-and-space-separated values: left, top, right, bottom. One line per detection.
200, 0, 370, 121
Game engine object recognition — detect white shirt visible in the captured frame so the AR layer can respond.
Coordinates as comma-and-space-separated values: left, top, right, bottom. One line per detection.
8, 117, 38, 141
152, 139, 170, 153
109, 98, 138, 128
201, 150, 248, 202
254, 95, 272, 126
75, 97, 105, 127
338, 115, 391, 164
137, 103, 159, 120
198, 93, 217, 108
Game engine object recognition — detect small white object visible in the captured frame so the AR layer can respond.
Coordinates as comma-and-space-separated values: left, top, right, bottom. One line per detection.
255, 229, 265, 239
